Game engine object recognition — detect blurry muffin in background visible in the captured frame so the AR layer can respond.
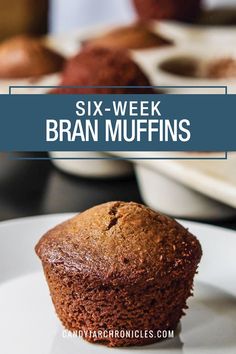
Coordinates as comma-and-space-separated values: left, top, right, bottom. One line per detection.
51, 46, 154, 94
0, 35, 65, 79
206, 58, 236, 79
198, 7, 236, 26
85, 22, 172, 50
133, 0, 202, 23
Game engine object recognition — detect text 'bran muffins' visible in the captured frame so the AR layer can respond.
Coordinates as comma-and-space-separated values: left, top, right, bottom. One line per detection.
35, 201, 202, 347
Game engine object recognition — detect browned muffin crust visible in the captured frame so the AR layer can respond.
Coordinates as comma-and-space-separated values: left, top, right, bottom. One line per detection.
133, 0, 202, 22
206, 58, 236, 79
36, 201, 202, 347
50, 47, 154, 94
85, 23, 172, 50
0, 35, 64, 79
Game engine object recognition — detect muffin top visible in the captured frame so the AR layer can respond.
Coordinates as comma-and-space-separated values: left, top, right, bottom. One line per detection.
51, 46, 154, 94
206, 58, 236, 79
36, 202, 202, 286
0, 35, 64, 78
85, 23, 172, 50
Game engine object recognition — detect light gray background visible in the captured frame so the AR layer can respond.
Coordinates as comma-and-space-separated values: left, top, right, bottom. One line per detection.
49, 0, 236, 34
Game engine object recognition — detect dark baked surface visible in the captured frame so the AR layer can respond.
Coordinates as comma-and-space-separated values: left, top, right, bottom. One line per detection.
51, 47, 154, 94
36, 201, 202, 347
160, 56, 198, 78
133, 0, 202, 22
198, 7, 236, 26
0, 35, 64, 79
85, 22, 172, 50
36, 201, 201, 284
160, 56, 236, 80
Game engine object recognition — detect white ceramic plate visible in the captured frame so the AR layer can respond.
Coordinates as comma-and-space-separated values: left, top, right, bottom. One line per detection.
109, 152, 236, 220
49, 152, 133, 178
0, 213, 235, 354
133, 43, 236, 94
156, 19, 236, 47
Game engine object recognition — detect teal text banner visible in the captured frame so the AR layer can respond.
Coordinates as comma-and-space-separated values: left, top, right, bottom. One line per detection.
0, 94, 234, 151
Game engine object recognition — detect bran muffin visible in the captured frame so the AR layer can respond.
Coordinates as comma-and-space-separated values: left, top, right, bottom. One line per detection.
35, 201, 202, 347
206, 58, 236, 79
85, 23, 172, 50
0, 35, 64, 78
133, 0, 202, 22
51, 47, 154, 94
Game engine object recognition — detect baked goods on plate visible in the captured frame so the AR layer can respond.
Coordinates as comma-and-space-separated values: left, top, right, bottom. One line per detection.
85, 22, 172, 50
0, 35, 64, 79
51, 46, 154, 94
35, 201, 202, 347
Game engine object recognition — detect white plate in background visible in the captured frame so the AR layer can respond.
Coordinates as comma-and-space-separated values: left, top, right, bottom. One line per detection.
0, 73, 61, 95
133, 43, 236, 94
49, 152, 133, 178
109, 152, 236, 220
0, 213, 235, 354
156, 19, 236, 46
